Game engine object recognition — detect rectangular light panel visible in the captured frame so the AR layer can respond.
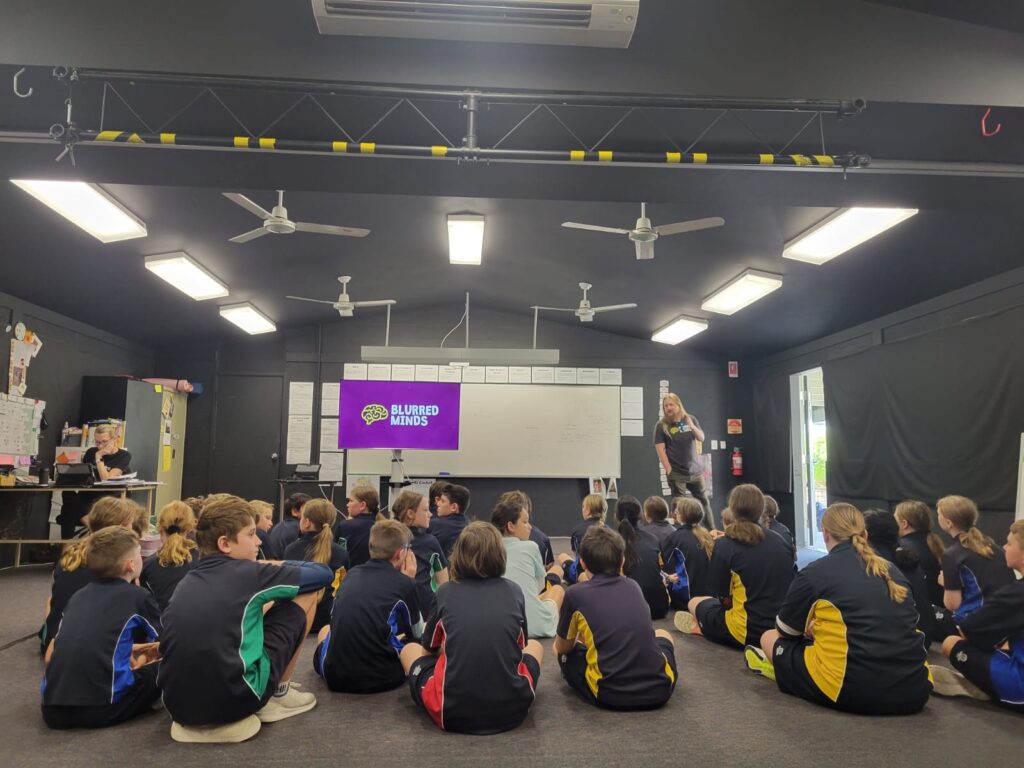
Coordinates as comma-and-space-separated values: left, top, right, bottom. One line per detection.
783, 207, 918, 265
11, 180, 147, 243
219, 302, 276, 334
651, 315, 709, 345
448, 214, 485, 265
145, 252, 229, 301
701, 269, 783, 315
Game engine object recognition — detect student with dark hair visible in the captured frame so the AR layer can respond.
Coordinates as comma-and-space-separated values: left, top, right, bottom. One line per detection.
266, 492, 310, 560
678, 484, 794, 649
400, 522, 543, 734
141, 500, 198, 613
335, 485, 381, 567
159, 495, 333, 743
429, 483, 471, 557
41, 527, 162, 729
283, 499, 350, 632
747, 504, 932, 715
936, 495, 1015, 624
895, 500, 945, 605
762, 495, 796, 562
661, 497, 714, 610
863, 509, 941, 645
392, 491, 449, 622
641, 495, 676, 548
428, 479, 449, 515
554, 526, 678, 710
558, 494, 607, 584
314, 520, 420, 693
934, 521, 1024, 710
615, 496, 669, 620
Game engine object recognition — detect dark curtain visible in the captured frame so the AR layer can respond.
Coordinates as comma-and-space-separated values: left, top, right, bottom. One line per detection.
823, 306, 1024, 511
752, 373, 792, 493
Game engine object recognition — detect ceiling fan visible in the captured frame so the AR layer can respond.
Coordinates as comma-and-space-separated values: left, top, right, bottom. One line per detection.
532, 282, 637, 323
223, 189, 370, 243
562, 202, 724, 260
286, 276, 396, 318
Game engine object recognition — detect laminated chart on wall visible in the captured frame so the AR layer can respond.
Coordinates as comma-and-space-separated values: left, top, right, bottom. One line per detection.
286, 381, 314, 464
0, 392, 46, 458
7, 326, 43, 397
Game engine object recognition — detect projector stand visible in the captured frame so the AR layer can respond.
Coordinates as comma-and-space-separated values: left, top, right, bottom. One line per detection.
388, 449, 411, 497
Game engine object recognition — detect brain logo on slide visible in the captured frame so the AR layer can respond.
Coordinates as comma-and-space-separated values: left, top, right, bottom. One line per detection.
361, 403, 389, 426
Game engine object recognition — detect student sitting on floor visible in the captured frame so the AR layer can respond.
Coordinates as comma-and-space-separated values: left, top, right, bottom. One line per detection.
335, 485, 382, 567
661, 497, 714, 610
641, 495, 677, 549
392, 490, 449, 622
314, 519, 421, 693
265, 492, 309, 560
615, 495, 670, 620
429, 483, 471, 557
746, 503, 932, 716
895, 499, 945, 606
558, 493, 607, 583
250, 499, 275, 558
41, 497, 140, 655
159, 495, 333, 743
41, 526, 162, 729
140, 501, 198, 613
937, 495, 1015, 626
400, 522, 543, 735
500, 490, 555, 567
555, 525, 678, 710
282, 499, 350, 633
933, 520, 1024, 711
677, 484, 794, 648
762, 495, 796, 563
863, 509, 941, 645
492, 495, 566, 638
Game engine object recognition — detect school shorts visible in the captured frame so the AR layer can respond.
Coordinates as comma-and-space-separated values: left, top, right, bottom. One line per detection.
42, 664, 160, 729
559, 638, 677, 710
949, 639, 1024, 712
694, 599, 744, 649
255, 600, 309, 707
313, 634, 405, 694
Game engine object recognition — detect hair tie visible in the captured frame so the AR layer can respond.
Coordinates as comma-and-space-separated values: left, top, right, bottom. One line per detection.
166, 524, 181, 535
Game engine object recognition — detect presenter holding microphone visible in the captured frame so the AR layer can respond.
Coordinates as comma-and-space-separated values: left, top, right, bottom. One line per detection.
653, 393, 714, 529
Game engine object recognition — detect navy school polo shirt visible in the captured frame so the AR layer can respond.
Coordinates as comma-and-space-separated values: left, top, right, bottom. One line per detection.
661, 524, 712, 603
334, 513, 376, 566
959, 580, 1024, 705
410, 527, 448, 621
941, 538, 1016, 623
140, 551, 197, 614
428, 513, 468, 557
41, 561, 95, 649
529, 525, 555, 567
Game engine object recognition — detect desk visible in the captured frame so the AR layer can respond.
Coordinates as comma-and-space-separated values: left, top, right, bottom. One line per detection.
275, 480, 343, 523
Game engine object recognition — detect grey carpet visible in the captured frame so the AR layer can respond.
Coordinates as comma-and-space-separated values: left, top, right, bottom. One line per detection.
2, 569, 1020, 768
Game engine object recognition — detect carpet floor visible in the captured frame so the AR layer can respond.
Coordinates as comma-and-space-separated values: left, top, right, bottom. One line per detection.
2, 568, 1020, 768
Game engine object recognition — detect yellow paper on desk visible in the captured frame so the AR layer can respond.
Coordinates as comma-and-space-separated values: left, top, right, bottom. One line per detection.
162, 445, 172, 471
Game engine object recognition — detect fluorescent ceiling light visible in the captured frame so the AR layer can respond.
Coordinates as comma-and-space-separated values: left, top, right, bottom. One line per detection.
144, 252, 229, 301
783, 207, 918, 265
701, 269, 783, 315
11, 180, 147, 243
651, 315, 709, 345
219, 302, 276, 335
448, 214, 485, 265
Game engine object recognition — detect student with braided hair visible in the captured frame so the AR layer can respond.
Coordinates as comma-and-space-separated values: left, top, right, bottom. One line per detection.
746, 503, 932, 715
283, 499, 350, 632
936, 495, 1015, 624
141, 501, 199, 613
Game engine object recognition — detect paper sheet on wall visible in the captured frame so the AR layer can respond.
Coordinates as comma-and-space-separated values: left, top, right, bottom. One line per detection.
368, 364, 391, 381
392, 364, 415, 382
577, 368, 600, 385
531, 367, 554, 384
320, 418, 339, 452
485, 366, 509, 383
286, 414, 312, 464
288, 382, 314, 415
620, 386, 643, 404
555, 368, 577, 384
620, 401, 644, 419
320, 451, 345, 482
620, 419, 644, 437
508, 366, 531, 384
438, 365, 462, 383
343, 363, 368, 380
415, 365, 439, 382
321, 382, 341, 417
461, 366, 485, 383
346, 474, 380, 496
599, 368, 622, 385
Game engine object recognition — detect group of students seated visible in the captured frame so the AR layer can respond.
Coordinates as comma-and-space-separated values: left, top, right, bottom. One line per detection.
37, 478, 1023, 741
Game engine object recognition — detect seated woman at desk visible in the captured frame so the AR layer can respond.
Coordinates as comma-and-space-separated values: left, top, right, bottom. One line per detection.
57, 425, 132, 538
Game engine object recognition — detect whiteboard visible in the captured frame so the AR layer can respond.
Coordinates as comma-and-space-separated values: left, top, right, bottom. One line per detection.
346, 384, 620, 478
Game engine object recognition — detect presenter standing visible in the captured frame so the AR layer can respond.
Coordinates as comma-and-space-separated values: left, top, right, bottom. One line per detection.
653, 394, 714, 529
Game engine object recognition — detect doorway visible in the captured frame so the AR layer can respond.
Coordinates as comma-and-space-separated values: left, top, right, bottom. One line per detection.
790, 368, 827, 550
210, 374, 283, 502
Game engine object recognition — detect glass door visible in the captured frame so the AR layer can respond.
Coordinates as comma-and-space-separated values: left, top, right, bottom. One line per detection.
791, 368, 827, 550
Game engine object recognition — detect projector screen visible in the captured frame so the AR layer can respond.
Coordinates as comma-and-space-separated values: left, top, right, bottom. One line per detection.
346, 383, 620, 478
337, 380, 460, 450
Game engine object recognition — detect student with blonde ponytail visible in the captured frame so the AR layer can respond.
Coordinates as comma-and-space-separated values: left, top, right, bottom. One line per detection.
283, 499, 350, 632
677, 484, 794, 648
895, 500, 945, 604
936, 495, 1015, 623
140, 501, 199, 612
746, 503, 932, 715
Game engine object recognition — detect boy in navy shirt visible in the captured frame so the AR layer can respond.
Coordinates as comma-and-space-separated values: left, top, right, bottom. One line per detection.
41, 527, 161, 729
315, 520, 420, 693
555, 526, 678, 710
428, 483, 471, 557
159, 495, 333, 743
265, 492, 310, 559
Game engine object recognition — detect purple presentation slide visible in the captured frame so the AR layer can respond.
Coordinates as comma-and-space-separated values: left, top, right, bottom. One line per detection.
337, 380, 461, 450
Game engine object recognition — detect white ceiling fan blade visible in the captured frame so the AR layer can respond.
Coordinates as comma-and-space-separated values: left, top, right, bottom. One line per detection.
635, 240, 655, 260
592, 303, 638, 313
654, 216, 726, 236
294, 221, 370, 238
286, 295, 338, 305
229, 227, 270, 243
531, 306, 578, 312
352, 299, 397, 307
561, 222, 631, 235
223, 193, 273, 220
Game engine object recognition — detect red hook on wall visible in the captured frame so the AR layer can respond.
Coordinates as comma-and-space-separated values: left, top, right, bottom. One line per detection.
981, 107, 1002, 138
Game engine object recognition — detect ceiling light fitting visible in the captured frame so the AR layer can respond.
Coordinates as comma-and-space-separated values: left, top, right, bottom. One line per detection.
11, 180, 147, 243
219, 302, 277, 334
701, 269, 782, 315
447, 214, 485, 265
783, 207, 918, 265
651, 315, 709, 345
144, 252, 229, 301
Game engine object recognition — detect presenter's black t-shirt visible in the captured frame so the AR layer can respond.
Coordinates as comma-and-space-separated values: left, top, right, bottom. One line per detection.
653, 418, 702, 476
83, 447, 132, 474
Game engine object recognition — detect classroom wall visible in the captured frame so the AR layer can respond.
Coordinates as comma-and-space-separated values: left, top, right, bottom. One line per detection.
158, 305, 752, 535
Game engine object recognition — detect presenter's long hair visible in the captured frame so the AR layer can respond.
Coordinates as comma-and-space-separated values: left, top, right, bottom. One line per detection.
824, 504, 908, 603
302, 499, 339, 564
659, 392, 687, 434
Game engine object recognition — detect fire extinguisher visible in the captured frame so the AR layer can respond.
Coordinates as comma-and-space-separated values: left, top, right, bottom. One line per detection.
731, 446, 744, 477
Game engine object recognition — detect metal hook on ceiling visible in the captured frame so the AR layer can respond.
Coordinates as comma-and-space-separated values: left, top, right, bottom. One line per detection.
13, 68, 33, 98
981, 107, 1002, 138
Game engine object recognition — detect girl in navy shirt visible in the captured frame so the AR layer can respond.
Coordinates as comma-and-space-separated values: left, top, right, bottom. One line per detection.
283, 499, 350, 632
140, 500, 198, 613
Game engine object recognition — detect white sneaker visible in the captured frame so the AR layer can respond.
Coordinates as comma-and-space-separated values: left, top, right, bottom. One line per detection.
171, 715, 261, 743
674, 610, 699, 635
256, 686, 317, 723
930, 665, 989, 700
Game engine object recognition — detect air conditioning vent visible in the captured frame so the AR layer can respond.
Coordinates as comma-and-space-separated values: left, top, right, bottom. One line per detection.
312, 0, 639, 48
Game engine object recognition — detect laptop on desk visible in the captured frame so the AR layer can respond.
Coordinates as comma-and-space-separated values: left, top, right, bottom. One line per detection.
54, 463, 98, 487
